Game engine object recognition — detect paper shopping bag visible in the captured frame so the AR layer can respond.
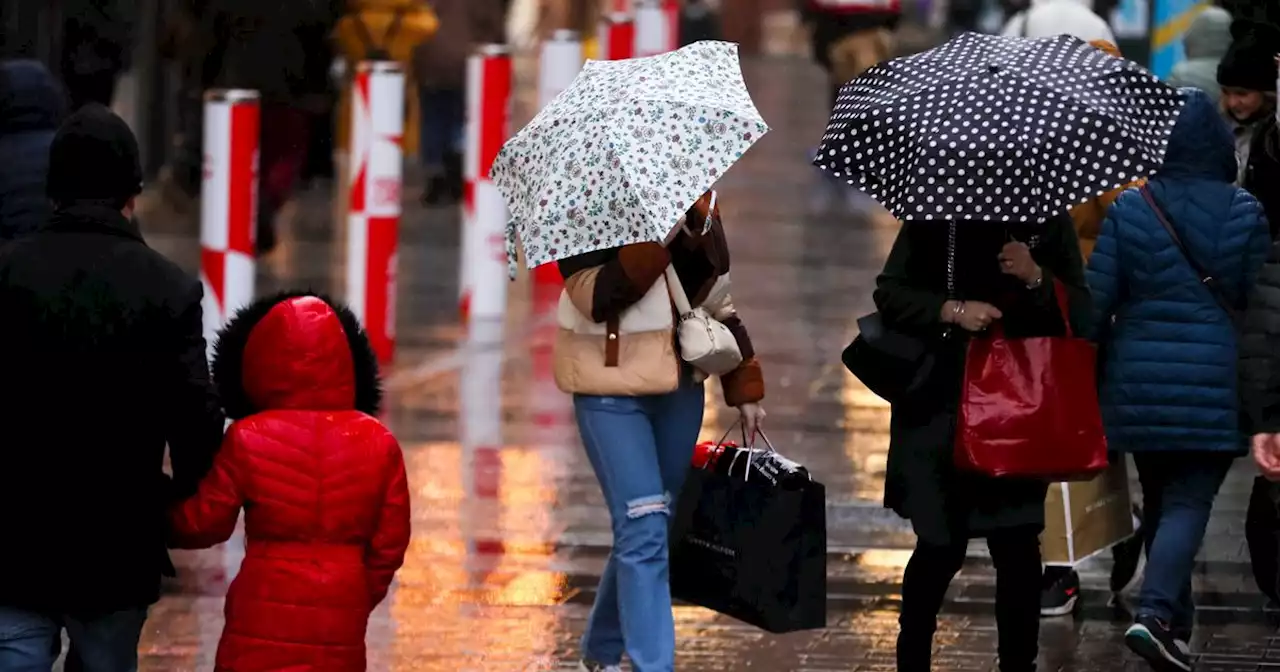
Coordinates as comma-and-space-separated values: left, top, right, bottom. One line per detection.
1041, 461, 1135, 565
669, 443, 827, 633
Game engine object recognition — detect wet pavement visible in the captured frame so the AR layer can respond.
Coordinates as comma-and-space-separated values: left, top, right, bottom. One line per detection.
108, 51, 1278, 670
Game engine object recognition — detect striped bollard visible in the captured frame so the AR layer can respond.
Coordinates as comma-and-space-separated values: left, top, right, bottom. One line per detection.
635, 0, 675, 57
346, 61, 404, 366
599, 13, 636, 61
538, 29, 583, 110
200, 89, 259, 361
460, 45, 514, 325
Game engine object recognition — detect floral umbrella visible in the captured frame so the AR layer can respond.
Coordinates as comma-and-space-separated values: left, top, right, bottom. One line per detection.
491, 40, 769, 277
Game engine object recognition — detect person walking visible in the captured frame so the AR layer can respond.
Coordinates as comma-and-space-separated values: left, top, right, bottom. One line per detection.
1166, 6, 1233, 107
1086, 88, 1270, 672
411, 0, 505, 205
0, 103, 225, 671
203, 0, 345, 254
1036, 37, 1150, 619
557, 192, 766, 672
0, 59, 65, 241
58, 0, 135, 110
1000, 0, 1115, 42
169, 291, 411, 672
1216, 20, 1278, 229
875, 212, 1091, 672
800, 0, 901, 216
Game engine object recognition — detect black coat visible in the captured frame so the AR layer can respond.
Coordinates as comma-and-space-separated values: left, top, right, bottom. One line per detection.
1244, 120, 1280, 240
0, 205, 225, 616
0, 60, 64, 241
873, 215, 1091, 547
1241, 240, 1280, 433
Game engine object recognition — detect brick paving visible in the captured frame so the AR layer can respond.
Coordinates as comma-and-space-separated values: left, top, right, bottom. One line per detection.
91, 44, 1279, 671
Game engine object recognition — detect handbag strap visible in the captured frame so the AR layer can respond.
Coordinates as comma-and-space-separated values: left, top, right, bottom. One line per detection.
664, 265, 695, 317
1139, 186, 1240, 323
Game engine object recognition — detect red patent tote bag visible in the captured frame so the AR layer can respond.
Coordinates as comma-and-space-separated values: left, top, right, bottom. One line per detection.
953, 281, 1108, 481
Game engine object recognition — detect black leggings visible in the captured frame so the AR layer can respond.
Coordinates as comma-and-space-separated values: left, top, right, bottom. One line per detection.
897, 527, 1042, 672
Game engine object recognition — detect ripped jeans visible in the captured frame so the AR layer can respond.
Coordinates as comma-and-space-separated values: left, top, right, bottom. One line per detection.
573, 383, 705, 672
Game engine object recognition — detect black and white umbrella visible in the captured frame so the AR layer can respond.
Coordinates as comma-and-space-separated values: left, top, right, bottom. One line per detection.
814, 32, 1185, 222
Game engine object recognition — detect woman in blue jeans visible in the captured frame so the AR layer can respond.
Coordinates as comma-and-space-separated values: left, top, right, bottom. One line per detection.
1087, 88, 1270, 672
553, 192, 766, 672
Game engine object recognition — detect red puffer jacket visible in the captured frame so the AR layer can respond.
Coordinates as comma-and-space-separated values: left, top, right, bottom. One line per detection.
170, 293, 411, 672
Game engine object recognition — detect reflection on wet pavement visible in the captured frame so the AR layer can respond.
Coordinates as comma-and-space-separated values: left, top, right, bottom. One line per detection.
119, 54, 1279, 670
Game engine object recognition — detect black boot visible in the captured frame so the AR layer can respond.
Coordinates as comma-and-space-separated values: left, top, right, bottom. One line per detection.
443, 150, 464, 202
420, 172, 452, 206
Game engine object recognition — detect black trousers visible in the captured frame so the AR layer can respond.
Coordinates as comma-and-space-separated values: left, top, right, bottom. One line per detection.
897, 526, 1042, 672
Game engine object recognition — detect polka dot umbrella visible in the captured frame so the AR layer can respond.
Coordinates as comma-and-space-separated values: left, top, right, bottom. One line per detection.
814, 31, 1185, 223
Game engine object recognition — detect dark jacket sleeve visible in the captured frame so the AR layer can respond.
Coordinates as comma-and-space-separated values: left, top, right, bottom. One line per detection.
1241, 242, 1280, 433
1025, 212, 1092, 336
165, 280, 226, 500
873, 221, 948, 329
558, 242, 671, 323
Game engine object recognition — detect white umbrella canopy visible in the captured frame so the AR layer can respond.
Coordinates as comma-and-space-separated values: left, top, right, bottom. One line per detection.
491, 40, 769, 276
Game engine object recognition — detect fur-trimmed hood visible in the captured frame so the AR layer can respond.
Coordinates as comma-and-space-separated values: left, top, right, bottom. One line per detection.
213, 291, 382, 420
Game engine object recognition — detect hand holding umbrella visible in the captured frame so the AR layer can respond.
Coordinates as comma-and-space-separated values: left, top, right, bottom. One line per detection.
999, 241, 1042, 286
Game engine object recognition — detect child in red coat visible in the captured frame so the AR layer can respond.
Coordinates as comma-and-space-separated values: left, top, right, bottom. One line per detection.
170, 292, 411, 672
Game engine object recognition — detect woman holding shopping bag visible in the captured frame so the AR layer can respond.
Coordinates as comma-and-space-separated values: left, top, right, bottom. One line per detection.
556, 191, 766, 672
819, 32, 1190, 672
485, 40, 773, 672
873, 214, 1091, 672
1087, 88, 1269, 672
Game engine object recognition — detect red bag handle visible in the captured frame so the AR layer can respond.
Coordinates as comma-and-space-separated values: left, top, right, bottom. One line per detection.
984, 279, 1072, 338
1052, 279, 1073, 338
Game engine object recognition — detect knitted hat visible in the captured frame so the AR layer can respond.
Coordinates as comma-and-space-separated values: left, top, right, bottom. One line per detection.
46, 103, 143, 207
1216, 19, 1280, 92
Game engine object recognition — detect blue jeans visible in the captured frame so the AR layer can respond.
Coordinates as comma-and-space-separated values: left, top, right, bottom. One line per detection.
573, 384, 705, 672
417, 87, 464, 170
1133, 452, 1235, 633
0, 606, 147, 672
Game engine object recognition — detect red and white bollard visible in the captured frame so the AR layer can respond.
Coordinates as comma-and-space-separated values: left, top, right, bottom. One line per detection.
538, 29, 583, 110
599, 13, 636, 61
200, 89, 260, 359
460, 45, 514, 325
346, 61, 404, 366
635, 0, 678, 56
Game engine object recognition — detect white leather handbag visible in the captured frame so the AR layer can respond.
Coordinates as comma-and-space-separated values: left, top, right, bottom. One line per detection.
664, 265, 743, 376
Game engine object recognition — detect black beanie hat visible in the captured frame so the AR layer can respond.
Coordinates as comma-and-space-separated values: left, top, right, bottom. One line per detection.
46, 103, 144, 207
1217, 19, 1280, 92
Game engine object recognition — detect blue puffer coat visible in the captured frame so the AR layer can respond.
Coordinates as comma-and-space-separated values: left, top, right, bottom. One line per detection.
1087, 88, 1270, 453
0, 60, 64, 241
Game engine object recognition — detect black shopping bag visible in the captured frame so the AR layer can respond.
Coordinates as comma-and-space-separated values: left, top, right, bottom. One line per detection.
669, 438, 827, 633
1246, 475, 1280, 605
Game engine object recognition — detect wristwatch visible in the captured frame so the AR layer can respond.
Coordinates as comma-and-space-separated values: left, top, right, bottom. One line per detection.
1026, 269, 1044, 289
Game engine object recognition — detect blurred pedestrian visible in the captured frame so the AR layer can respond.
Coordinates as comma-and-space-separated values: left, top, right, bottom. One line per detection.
800, 0, 901, 216
156, 0, 220, 208
1086, 88, 1269, 672
411, 0, 505, 205
1243, 233, 1280, 484
59, 0, 135, 110
204, 0, 345, 254
169, 291, 411, 672
1166, 6, 1233, 106
1000, 0, 1115, 42
1216, 20, 1278, 232
0, 104, 225, 672
558, 193, 766, 672
875, 212, 1091, 672
1036, 39, 1150, 619
0, 59, 65, 241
